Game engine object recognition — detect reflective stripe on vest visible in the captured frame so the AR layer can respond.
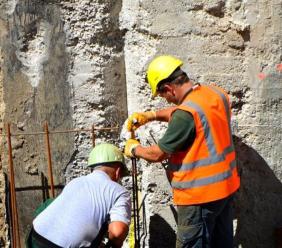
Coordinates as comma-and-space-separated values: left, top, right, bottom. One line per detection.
208, 85, 234, 148
169, 86, 236, 190
171, 160, 236, 189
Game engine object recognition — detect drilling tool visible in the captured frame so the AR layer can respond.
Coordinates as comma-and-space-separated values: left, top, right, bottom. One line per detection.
130, 130, 140, 248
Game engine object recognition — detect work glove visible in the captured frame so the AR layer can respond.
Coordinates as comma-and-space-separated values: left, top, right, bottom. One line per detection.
127, 111, 156, 132
124, 139, 140, 158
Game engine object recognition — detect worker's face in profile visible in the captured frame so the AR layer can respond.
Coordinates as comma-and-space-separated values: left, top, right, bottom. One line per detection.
158, 84, 178, 104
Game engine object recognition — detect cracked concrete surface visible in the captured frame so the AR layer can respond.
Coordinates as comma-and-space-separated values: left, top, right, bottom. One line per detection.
0, 0, 281, 247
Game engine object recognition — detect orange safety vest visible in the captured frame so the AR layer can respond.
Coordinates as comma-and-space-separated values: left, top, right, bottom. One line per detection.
167, 84, 240, 205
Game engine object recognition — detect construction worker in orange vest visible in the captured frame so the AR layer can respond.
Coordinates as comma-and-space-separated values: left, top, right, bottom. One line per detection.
125, 55, 240, 248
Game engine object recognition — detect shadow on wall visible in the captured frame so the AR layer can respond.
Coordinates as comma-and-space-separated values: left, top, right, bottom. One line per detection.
149, 214, 176, 248
233, 136, 282, 248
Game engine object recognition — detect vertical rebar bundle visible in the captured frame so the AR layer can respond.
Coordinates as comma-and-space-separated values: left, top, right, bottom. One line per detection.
2, 122, 118, 247
130, 130, 140, 247
6, 123, 21, 248
132, 157, 140, 248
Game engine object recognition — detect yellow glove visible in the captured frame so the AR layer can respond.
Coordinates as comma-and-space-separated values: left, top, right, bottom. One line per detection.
124, 139, 140, 158
127, 111, 156, 131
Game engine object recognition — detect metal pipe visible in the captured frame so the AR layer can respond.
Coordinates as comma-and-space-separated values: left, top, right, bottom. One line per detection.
91, 124, 95, 147
7, 123, 21, 248
44, 122, 55, 198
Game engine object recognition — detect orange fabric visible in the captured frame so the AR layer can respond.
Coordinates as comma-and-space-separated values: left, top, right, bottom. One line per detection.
168, 155, 234, 183
168, 85, 240, 205
173, 167, 240, 205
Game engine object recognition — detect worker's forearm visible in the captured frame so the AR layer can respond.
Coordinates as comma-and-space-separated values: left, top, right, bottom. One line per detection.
156, 106, 177, 122
134, 144, 167, 162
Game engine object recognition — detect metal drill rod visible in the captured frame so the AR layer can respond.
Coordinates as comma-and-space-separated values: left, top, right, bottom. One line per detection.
148, 130, 157, 144
132, 157, 140, 247
130, 130, 140, 247
131, 157, 137, 246
148, 130, 169, 170
148, 130, 177, 222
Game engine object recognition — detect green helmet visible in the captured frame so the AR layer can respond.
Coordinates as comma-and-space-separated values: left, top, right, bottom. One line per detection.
88, 143, 125, 168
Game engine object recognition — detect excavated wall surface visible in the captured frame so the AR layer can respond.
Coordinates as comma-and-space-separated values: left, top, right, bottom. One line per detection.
0, 0, 281, 247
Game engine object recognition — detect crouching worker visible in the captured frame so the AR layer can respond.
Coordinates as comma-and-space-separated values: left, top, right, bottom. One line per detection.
28, 143, 131, 248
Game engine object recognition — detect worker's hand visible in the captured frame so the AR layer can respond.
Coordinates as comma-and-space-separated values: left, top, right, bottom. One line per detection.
127, 111, 156, 131
124, 139, 140, 158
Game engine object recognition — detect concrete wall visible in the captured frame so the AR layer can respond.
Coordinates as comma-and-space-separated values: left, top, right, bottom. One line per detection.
0, 0, 281, 247
121, 1, 282, 247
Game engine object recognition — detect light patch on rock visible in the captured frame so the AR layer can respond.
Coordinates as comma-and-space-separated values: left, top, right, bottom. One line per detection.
5, 0, 18, 15
15, 21, 51, 88
123, 31, 159, 114
69, 57, 96, 89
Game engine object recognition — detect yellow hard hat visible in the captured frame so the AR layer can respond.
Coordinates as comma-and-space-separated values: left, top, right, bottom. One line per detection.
146, 55, 183, 97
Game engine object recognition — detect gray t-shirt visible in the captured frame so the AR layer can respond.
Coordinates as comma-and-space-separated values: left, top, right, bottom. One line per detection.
33, 170, 131, 247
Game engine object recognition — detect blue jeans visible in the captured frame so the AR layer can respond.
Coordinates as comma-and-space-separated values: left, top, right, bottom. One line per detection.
176, 195, 234, 248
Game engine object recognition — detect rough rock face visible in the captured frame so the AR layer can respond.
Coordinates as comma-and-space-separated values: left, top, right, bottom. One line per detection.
0, 1, 74, 246
0, 0, 281, 247
60, 0, 127, 181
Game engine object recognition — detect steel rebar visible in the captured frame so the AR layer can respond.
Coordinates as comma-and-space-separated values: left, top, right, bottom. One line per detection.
0, 126, 119, 137
91, 124, 95, 147
131, 158, 138, 247
132, 157, 140, 247
130, 130, 140, 247
44, 122, 55, 198
7, 123, 21, 248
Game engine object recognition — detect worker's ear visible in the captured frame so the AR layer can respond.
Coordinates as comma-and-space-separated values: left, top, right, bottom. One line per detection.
115, 166, 121, 182
169, 83, 178, 96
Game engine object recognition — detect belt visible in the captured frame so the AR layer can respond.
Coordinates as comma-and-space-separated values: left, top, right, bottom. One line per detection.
31, 226, 63, 248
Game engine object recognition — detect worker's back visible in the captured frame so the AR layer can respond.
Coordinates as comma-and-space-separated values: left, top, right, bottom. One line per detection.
33, 170, 131, 247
